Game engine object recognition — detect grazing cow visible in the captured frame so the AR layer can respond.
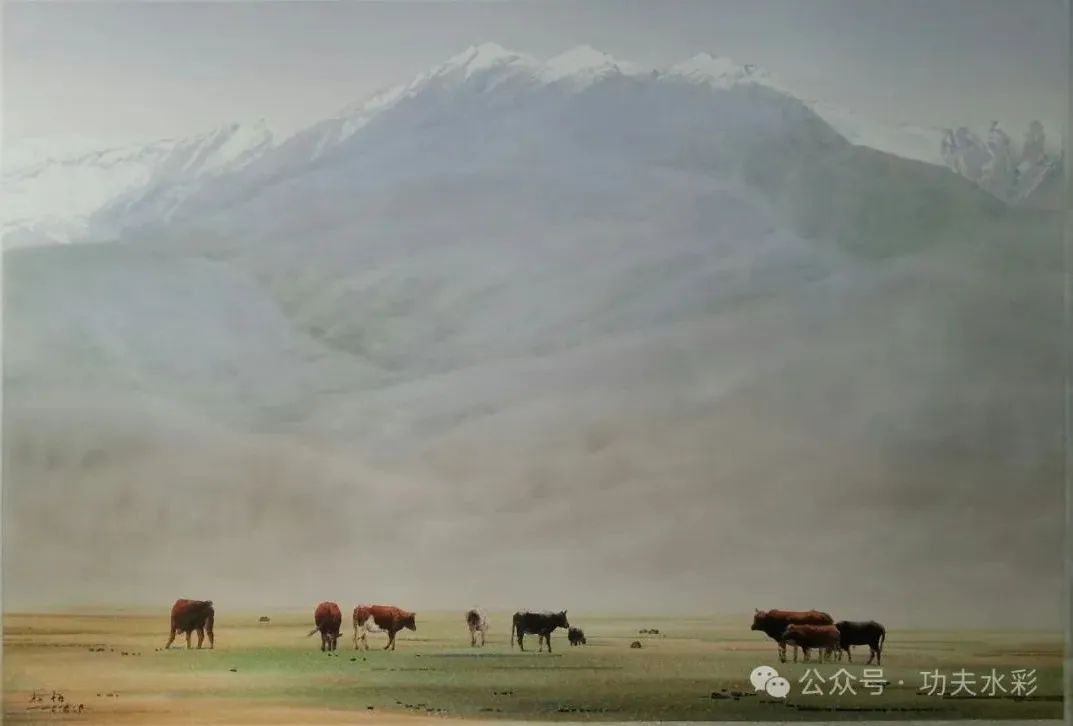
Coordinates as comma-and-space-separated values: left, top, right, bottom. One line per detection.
750, 609, 833, 663
258, 616, 270, 624
307, 602, 342, 652
511, 610, 569, 653
568, 627, 587, 646
353, 604, 417, 651
835, 620, 886, 665
781, 624, 841, 663
164, 599, 215, 650
466, 608, 488, 648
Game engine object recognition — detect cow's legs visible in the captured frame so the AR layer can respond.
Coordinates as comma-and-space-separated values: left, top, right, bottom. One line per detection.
546, 633, 553, 653
868, 644, 878, 665
206, 617, 214, 649
384, 629, 395, 651
517, 633, 525, 651
480, 629, 485, 647
470, 628, 476, 648
164, 627, 177, 649
185, 630, 192, 649
196, 626, 205, 649
777, 641, 786, 663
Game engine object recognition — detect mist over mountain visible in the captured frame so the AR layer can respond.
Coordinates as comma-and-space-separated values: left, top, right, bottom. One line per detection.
3, 44, 1063, 626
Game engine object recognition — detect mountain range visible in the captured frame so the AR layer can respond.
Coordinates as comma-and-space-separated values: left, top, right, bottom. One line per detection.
3, 43, 1064, 622
2, 43, 1062, 249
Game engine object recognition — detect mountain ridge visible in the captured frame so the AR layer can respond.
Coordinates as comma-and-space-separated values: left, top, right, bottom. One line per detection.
7, 42, 1059, 249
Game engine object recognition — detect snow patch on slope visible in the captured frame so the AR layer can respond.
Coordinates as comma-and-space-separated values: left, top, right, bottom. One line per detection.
3, 121, 275, 246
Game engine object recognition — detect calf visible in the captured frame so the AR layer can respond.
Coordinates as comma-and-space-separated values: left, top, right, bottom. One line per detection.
568, 627, 587, 646
781, 624, 841, 663
751, 609, 833, 663
466, 608, 488, 648
835, 620, 886, 665
511, 610, 569, 653
165, 599, 215, 650
353, 604, 417, 651
307, 601, 342, 652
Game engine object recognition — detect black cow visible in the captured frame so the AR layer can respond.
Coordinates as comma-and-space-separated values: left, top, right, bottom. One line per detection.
835, 620, 886, 665
568, 627, 586, 646
511, 610, 569, 652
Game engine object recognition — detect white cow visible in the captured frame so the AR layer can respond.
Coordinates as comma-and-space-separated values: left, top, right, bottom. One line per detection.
466, 607, 488, 647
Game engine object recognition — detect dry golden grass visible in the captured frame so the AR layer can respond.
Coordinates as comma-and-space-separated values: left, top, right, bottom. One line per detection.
3, 610, 1063, 724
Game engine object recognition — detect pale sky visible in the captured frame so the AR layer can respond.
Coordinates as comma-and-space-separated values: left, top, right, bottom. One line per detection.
3, 0, 1069, 152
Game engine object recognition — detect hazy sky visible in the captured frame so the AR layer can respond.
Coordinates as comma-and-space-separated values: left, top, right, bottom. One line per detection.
3, 0, 1069, 150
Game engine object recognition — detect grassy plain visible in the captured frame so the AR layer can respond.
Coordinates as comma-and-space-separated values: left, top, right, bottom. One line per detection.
2, 610, 1063, 723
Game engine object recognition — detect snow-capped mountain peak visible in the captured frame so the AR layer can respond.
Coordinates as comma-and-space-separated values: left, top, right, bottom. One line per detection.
542, 45, 639, 86
940, 120, 1063, 207
447, 42, 535, 72
669, 52, 772, 89
429, 41, 539, 83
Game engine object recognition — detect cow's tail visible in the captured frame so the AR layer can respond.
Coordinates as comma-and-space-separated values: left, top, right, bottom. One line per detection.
306, 628, 319, 638
510, 617, 516, 649
878, 626, 886, 653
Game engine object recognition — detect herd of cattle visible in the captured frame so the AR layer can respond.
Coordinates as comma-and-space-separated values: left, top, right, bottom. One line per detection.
751, 609, 886, 665
165, 600, 885, 664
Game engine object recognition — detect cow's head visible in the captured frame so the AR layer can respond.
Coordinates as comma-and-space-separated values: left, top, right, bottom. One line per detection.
404, 612, 417, 631
750, 609, 768, 630
556, 610, 570, 629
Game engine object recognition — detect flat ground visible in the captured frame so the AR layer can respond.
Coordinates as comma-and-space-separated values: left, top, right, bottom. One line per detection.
2, 611, 1063, 724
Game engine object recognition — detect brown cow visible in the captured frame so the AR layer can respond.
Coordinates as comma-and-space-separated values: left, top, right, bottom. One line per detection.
353, 604, 416, 651
307, 602, 342, 652
164, 599, 214, 650
751, 608, 833, 663
781, 624, 841, 663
